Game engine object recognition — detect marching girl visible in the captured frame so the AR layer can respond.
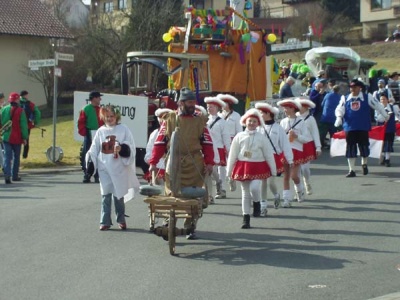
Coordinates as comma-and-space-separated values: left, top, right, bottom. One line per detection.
205, 97, 231, 202
375, 93, 399, 167
226, 108, 276, 229
296, 98, 322, 195
255, 103, 293, 215
277, 99, 308, 207
144, 108, 172, 186
217, 94, 243, 192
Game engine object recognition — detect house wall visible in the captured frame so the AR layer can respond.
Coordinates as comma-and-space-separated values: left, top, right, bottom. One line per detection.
0, 36, 48, 107
360, 0, 400, 38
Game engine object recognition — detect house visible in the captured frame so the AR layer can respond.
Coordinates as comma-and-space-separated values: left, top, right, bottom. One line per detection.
0, 0, 73, 107
360, 0, 400, 39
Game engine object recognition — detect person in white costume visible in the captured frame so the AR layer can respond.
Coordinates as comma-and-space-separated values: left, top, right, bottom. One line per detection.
277, 99, 307, 207
295, 98, 321, 196
255, 103, 293, 215
217, 94, 242, 192
204, 97, 231, 202
227, 108, 276, 229
144, 108, 173, 185
86, 105, 140, 231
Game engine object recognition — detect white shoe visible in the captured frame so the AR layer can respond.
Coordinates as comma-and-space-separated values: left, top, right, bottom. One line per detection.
273, 193, 280, 209
305, 184, 312, 195
296, 190, 305, 203
282, 200, 291, 208
260, 201, 268, 217
215, 190, 226, 199
229, 180, 236, 192
209, 196, 215, 204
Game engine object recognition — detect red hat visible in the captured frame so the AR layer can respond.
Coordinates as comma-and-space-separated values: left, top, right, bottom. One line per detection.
8, 92, 20, 103
277, 98, 302, 110
216, 94, 239, 105
204, 96, 226, 108
240, 108, 263, 126
255, 103, 279, 116
296, 98, 315, 109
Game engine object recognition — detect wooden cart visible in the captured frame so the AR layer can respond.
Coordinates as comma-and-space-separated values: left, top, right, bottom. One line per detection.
144, 195, 206, 255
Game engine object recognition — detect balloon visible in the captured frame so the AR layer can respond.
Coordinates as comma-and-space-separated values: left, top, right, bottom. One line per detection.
241, 33, 251, 43
251, 37, 258, 43
162, 33, 172, 43
326, 56, 336, 65
267, 33, 277, 43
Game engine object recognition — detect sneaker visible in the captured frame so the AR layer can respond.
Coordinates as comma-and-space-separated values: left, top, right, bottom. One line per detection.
305, 184, 312, 195
260, 201, 268, 217
296, 191, 305, 203
229, 180, 236, 192
346, 171, 356, 178
209, 196, 215, 204
362, 164, 368, 175
186, 232, 197, 240
118, 223, 127, 230
215, 190, 226, 199
282, 200, 291, 208
273, 194, 280, 209
99, 225, 110, 231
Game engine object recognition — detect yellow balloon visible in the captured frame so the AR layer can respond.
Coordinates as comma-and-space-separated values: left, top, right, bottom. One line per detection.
162, 33, 172, 43
267, 33, 277, 43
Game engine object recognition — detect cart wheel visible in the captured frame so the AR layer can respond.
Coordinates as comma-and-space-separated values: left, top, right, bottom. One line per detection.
168, 209, 176, 255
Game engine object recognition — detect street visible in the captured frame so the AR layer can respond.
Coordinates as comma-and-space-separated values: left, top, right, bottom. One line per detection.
0, 146, 399, 300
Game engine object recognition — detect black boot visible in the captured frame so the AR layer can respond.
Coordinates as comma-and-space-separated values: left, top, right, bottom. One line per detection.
241, 214, 250, 229
253, 201, 261, 217
385, 159, 391, 167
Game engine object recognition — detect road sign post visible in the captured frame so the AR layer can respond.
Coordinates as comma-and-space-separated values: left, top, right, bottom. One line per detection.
28, 52, 74, 163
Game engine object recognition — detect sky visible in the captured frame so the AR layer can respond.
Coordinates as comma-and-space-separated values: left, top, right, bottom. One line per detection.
82, 0, 90, 4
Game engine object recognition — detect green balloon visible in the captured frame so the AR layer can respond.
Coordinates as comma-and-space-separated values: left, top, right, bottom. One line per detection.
326, 57, 336, 65
241, 33, 251, 42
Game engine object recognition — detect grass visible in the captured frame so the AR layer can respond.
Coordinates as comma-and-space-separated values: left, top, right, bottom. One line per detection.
20, 114, 82, 169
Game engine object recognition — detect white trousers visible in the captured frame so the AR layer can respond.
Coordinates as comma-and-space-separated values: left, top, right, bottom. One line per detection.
240, 180, 262, 215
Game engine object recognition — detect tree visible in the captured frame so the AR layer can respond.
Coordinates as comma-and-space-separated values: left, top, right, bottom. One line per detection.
321, 0, 360, 23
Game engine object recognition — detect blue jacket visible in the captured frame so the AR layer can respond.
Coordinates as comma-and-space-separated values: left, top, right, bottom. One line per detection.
321, 92, 341, 123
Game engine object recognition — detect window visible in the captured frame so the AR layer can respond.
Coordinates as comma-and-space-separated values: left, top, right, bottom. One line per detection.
190, 0, 205, 9
119, 0, 127, 10
371, 0, 392, 10
104, 2, 113, 12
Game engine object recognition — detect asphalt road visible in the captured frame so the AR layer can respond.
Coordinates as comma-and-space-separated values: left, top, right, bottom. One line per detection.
0, 145, 399, 300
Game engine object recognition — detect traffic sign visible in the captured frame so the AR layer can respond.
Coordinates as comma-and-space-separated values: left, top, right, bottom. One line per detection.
28, 59, 55, 68
56, 52, 74, 62
55, 67, 62, 77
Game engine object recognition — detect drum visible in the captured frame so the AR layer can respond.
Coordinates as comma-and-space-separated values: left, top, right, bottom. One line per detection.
46, 146, 64, 163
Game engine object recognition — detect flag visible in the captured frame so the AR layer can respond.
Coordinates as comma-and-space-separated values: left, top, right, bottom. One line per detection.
330, 125, 386, 159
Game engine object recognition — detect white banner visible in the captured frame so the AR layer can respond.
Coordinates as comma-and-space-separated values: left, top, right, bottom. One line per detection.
73, 92, 149, 148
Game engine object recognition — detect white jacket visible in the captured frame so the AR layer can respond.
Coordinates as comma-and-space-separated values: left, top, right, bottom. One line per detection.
258, 122, 294, 164
218, 110, 242, 138
87, 124, 140, 201
207, 114, 231, 152
279, 116, 307, 151
227, 129, 277, 177
297, 111, 322, 151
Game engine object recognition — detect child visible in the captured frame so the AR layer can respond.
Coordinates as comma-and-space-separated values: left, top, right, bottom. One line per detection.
144, 108, 173, 185
277, 99, 307, 207
255, 102, 293, 215
296, 98, 322, 195
227, 108, 276, 229
375, 93, 399, 167
86, 105, 140, 231
205, 97, 231, 201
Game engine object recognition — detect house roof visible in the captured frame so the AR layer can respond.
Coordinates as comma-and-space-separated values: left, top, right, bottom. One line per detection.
0, 0, 74, 39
